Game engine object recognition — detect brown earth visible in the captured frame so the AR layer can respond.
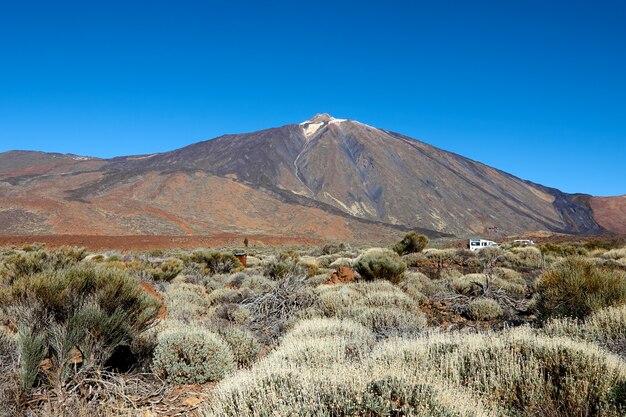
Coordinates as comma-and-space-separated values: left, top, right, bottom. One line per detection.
140, 281, 167, 319
325, 266, 356, 285
590, 195, 626, 235
0, 234, 324, 251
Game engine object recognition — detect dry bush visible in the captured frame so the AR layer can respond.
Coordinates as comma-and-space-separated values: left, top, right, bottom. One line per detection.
166, 282, 211, 321
206, 287, 253, 306
316, 285, 364, 316
491, 267, 522, 281
353, 248, 407, 284
536, 256, 626, 321
543, 304, 626, 359
0, 246, 87, 280
214, 303, 251, 325
540, 242, 589, 258
372, 328, 626, 417
329, 257, 353, 268
315, 243, 349, 256
191, 251, 243, 275
262, 256, 305, 280
298, 257, 320, 277
216, 326, 260, 367
401, 251, 429, 267
466, 298, 503, 320
305, 273, 330, 287
0, 265, 161, 391
202, 321, 499, 417
447, 273, 526, 297
283, 318, 374, 347
271, 319, 376, 368
424, 248, 458, 266
315, 281, 427, 338
238, 273, 275, 292
243, 275, 317, 342
0, 331, 20, 417
344, 305, 427, 338
153, 323, 235, 384
147, 258, 183, 282
393, 231, 429, 255
510, 246, 543, 268
603, 248, 626, 261
399, 271, 446, 299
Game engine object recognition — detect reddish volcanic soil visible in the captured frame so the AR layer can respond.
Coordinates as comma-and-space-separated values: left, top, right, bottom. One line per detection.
591, 196, 626, 235
0, 234, 324, 251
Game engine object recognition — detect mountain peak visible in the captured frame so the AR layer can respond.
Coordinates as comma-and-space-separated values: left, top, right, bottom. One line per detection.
300, 113, 345, 125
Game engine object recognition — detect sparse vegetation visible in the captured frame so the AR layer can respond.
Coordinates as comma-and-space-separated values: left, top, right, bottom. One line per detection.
353, 248, 407, 283
466, 297, 503, 320
2, 240, 626, 415
393, 231, 429, 255
153, 323, 235, 384
536, 256, 626, 320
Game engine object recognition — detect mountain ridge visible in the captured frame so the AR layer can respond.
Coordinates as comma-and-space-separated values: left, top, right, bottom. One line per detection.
0, 114, 623, 239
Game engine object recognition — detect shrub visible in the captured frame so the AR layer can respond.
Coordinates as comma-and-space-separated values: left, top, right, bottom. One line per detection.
315, 282, 427, 338
447, 273, 526, 297
298, 257, 320, 277
423, 248, 461, 270
372, 329, 626, 417
347, 306, 427, 338
317, 243, 347, 255
353, 248, 406, 284
536, 256, 626, 320
603, 248, 626, 261
1, 246, 87, 280
510, 246, 543, 268
0, 265, 161, 390
214, 303, 251, 325
207, 287, 252, 305
166, 282, 211, 321
262, 256, 304, 280
399, 272, 445, 299
539, 242, 588, 257
306, 274, 330, 287
0, 331, 20, 416
217, 326, 260, 367
239, 274, 275, 292
393, 232, 429, 256
152, 324, 235, 384
148, 258, 183, 282
542, 305, 626, 359
205, 373, 491, 417
329, 257, 353, 268
270, 319, 375, 369
191, 251, 242, 275
316, 285, 364, 316
204, 334, 493, 417
467, 298, 503, 320
283, 318, 374, 347
243, 276, 318, 342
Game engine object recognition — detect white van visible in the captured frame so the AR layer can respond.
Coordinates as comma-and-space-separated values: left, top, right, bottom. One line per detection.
468, 239, 499, 251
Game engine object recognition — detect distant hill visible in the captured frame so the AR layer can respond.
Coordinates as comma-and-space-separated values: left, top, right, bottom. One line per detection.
0, 114, 622, 241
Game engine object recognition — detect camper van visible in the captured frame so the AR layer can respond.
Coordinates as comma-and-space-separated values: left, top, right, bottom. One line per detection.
468, 239, 499, 251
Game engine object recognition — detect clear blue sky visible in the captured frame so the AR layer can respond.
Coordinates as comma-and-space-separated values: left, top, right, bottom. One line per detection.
1, 1, 624, 196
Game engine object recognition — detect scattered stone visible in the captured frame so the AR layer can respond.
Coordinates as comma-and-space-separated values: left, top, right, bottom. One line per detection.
325, 266, 356, 285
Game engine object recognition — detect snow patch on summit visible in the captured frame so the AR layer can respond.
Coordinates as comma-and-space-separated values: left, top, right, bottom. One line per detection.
300, 114, 349, 138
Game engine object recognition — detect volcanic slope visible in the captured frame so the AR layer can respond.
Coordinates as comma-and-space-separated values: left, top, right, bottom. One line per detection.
0, 114, 620, 239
